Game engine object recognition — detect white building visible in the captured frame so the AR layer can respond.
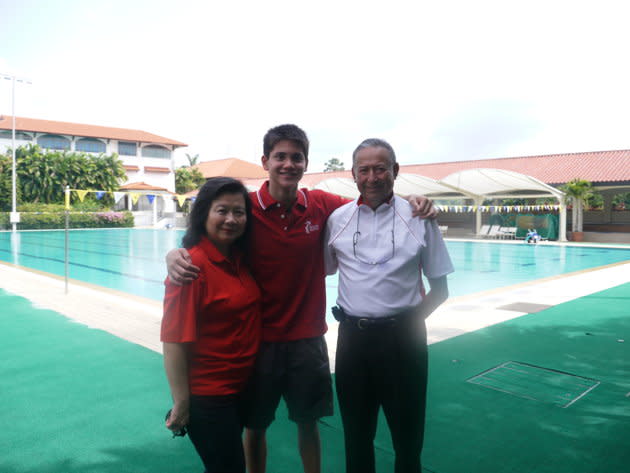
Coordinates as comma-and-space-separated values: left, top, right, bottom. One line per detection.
0, 115, 187, 216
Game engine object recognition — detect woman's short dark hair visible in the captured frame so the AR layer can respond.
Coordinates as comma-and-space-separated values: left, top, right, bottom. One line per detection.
263, 124, 309, 159
182, 177, 252, 251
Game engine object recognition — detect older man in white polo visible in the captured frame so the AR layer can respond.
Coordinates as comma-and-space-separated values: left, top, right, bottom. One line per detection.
324, 138, 454, 473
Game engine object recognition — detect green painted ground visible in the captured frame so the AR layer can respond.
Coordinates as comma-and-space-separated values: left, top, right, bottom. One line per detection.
1, 283, 628, 472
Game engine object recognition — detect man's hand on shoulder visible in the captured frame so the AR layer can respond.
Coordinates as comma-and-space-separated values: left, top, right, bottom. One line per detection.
406, 195, 438, 219
166, 248, 200, 285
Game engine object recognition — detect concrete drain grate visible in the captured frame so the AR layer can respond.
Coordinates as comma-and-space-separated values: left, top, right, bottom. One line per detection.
467, 361, 600, 408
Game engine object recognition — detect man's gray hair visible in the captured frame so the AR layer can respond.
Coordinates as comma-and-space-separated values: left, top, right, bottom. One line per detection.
351, 138, 397, 169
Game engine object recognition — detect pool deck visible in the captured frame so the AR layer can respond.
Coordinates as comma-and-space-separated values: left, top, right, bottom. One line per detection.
2, 239, 629, 366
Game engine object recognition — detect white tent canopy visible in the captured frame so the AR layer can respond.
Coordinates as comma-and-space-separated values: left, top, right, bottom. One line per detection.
307, 168, 567, 241
441, 168, 564, 200
439, 169, 567, 241
394, 173, 466, 197
313, 177, 359, 199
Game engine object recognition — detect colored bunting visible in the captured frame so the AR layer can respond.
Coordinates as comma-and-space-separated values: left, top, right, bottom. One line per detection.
75, 190, 89, 202
176, 194, 187, 207
436, 204, 560, 213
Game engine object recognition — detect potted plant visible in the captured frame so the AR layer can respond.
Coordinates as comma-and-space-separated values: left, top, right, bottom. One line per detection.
560, 178, 596, 242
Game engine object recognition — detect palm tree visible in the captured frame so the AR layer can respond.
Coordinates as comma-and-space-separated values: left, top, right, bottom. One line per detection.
185, 153, 199, 166
560, 178, 596, 233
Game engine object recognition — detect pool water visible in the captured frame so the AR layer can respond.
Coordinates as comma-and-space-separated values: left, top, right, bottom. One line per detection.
0, 229, 180, 301
2, 229, 629, 308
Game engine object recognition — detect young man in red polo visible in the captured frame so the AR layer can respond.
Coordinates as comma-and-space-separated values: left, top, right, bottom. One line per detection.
166, 124, 436, 473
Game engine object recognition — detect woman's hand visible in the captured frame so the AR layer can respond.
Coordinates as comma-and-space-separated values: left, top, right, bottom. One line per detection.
166, 399, 190, 434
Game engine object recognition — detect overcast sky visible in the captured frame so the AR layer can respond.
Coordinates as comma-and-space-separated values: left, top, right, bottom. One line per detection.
1, 0, 629, 171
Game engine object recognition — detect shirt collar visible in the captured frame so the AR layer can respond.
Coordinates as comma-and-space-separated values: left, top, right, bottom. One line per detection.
256, 181, 308, 210
356, 193, 395, 208
197, 236, 242, 266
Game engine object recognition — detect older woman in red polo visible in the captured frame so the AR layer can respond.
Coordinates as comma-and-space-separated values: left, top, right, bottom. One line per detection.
161, 177, 261, 473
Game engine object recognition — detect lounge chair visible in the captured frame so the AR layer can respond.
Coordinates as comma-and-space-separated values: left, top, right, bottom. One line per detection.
478, 224, 491, 237
498, 226, 517, 239
486, 225, 502, 238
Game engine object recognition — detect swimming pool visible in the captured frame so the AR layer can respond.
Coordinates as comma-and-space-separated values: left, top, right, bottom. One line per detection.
1, 229, 629, 305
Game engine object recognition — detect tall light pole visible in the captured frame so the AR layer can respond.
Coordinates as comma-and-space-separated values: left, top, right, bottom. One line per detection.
1, 72, 32, 232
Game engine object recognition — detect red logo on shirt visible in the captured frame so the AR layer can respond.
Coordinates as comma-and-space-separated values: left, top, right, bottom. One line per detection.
304, 220, 320, 234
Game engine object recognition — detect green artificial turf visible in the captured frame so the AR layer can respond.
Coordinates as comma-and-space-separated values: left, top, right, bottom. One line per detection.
1, 282, 628, 472
421, 282, 630, 473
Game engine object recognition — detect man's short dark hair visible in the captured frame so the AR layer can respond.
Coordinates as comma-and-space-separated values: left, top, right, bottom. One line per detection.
263, 124, 309, 159
351, 138, 397, 170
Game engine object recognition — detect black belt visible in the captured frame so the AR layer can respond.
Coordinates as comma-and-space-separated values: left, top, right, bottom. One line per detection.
332, 306, 417, 330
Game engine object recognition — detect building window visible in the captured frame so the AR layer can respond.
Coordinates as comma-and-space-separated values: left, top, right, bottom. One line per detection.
37, 134, 70, 150
0, 130, 33, 141
76, 138, 106, 153
142, 145, 171, 159
118, 141, 137, 156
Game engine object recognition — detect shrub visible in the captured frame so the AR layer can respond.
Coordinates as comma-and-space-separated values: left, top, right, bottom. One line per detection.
0, 211, 134, 230
18, 203, 66, 212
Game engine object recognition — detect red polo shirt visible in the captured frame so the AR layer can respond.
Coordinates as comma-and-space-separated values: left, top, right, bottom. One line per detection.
161, 236, 261, 396
249, 182, 348, 342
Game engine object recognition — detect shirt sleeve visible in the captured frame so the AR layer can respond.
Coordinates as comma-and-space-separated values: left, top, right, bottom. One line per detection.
161, 272, 205, 343
420, 219, 455, 280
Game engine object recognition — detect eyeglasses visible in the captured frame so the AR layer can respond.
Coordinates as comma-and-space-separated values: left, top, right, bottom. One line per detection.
352, 204, 395, 265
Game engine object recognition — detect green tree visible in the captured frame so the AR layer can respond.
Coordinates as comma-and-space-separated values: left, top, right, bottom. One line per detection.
560, 178, 597, 233
175, 166, 205, 194
0, 154, 15, 211
323, 157, 345, 172
10, 144, 126, 205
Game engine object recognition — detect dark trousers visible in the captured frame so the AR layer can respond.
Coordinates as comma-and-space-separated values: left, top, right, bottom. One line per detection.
335, 314, 428, 473
187, 394, 246, 473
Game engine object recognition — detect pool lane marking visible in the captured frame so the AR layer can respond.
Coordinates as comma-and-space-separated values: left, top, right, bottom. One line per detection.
2, 238, 166, 262
0, 247, 164, 284
14, 234, 171, 251
6, 231, 177, 257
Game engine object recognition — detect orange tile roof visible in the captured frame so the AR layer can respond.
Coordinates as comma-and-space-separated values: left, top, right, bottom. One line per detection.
194, 158, 267, 179
241, 177, 267, 189
399, 149, 630, 185
123, 165, 140, 171
299, 150, 630, 187
119, 181, 172, 192
0, 116, 186, 147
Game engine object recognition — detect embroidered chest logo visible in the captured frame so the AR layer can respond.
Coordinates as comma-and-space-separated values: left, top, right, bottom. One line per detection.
304, 220, 320, 234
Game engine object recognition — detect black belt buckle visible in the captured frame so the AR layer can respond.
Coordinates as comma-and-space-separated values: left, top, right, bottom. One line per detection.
357, 318, 370, 330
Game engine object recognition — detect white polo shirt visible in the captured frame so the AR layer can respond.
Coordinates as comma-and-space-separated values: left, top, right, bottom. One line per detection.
324, 195, 454, 319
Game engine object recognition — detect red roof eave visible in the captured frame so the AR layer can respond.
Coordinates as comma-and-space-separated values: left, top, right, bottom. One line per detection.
0, 116, 187, 148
